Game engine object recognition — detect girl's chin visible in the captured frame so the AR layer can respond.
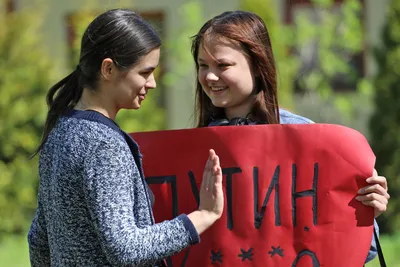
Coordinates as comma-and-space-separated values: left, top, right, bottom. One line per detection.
211, 100, 229, 108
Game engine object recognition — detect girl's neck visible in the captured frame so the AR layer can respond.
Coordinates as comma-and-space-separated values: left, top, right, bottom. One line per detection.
224, 95, 256, 120
224, 104, 253, 120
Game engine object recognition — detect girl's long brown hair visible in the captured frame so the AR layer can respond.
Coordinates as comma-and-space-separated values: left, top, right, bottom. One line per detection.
191, 10, 280, 127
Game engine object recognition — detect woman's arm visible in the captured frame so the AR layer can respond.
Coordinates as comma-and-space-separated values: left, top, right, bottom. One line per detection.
83, 142, 222, 266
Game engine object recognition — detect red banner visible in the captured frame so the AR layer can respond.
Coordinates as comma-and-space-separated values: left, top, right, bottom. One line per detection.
131, 124, 375, 267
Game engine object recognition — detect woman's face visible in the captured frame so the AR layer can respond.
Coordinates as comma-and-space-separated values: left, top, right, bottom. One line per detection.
197, 37, 256, 119
109, 48, 160, 111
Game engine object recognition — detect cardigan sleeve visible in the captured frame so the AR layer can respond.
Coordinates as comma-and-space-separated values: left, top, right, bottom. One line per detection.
82, 141, 199, 266
27, 201, 51, 267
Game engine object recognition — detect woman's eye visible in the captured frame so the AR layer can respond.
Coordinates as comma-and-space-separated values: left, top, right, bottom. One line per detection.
140, 71, 152, 76
199, 64, 208, 68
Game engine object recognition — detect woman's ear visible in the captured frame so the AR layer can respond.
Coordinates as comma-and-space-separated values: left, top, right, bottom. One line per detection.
100, 58, 115, 81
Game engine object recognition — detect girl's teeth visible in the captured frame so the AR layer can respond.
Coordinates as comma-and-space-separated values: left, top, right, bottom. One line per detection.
212, 87, 226, 91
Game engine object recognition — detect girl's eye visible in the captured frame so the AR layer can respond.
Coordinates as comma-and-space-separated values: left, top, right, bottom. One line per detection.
218, 64, 230, 68
199, 64, 208, 68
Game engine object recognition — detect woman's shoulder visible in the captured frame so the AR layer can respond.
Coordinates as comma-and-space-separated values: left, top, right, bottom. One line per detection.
279, 108, 314, 125
53, 116, 127, 151
61, 116, 120, 136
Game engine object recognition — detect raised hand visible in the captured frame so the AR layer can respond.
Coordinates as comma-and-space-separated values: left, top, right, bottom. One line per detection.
198, 149, 224, 219
187, 149, 224, 235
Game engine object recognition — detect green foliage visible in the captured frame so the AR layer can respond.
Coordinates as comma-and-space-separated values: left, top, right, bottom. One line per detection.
369, 0, 400, 234
293, 0, 371, 121
295, 1, 361, 83
0, 7, 54, 235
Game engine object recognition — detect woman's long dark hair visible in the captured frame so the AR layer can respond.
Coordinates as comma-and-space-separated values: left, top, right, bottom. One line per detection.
191, 10, 280, 127
32, 9, 161, 156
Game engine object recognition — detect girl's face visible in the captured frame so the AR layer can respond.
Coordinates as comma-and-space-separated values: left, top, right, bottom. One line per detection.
197, 37, 256, 119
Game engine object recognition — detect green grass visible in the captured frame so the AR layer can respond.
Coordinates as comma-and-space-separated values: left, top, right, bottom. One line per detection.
0, 233, 399, 266
366, 233, 400, 267
0, 236, 29, 267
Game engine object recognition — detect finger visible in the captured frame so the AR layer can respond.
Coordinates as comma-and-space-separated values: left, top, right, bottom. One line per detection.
201, 154, 213, 191
213, 154, 220, 172
209, 149, 216, 160
208, 164, 219, 192
208, 155, 220, 191
207, 165, 219, 192
360, 200, 387, 213
358, 184, 390, 199
202, 157, 212, 180
356, 193, 389, 205
214, 166, 222, 185
214, 153, 220, 167
206, 150, 218, 190
212, 161, 222, 188
373, 168, 378, 177
366, 175, 388, 190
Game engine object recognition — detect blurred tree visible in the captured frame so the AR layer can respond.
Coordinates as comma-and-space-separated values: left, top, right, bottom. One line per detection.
369, 0, 400, 234
292, 0, 372, 122
0, 5, 53, 236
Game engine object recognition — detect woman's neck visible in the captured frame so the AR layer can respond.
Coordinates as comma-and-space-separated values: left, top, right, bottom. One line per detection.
74, 88, 117, 120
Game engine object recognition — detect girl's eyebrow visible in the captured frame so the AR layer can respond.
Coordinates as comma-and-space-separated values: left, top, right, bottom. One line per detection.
215, 58, 233, 62
198, 57, 233, 63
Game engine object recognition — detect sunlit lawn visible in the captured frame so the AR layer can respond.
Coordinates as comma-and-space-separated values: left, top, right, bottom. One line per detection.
0, 236, 29, 267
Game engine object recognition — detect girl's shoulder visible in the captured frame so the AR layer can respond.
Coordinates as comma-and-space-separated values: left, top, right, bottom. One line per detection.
279, 109, 314, 125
